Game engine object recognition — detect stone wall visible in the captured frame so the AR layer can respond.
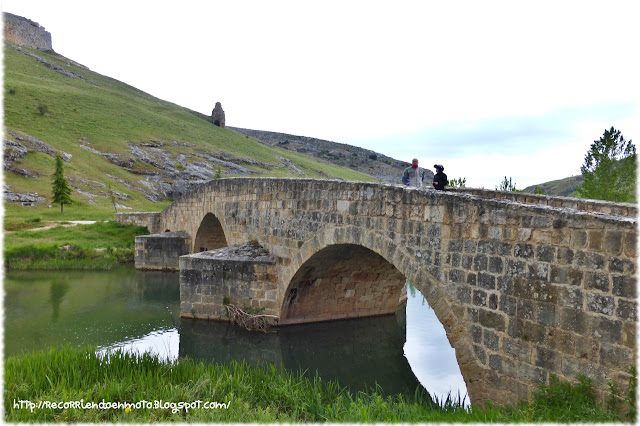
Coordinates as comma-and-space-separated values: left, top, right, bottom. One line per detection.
135, 231, 191, 270
180, 242, 278, 319
453, 187, 637, 218
3, 12, 53, 50
116, 212, 162, 233
123, 178, 637, 406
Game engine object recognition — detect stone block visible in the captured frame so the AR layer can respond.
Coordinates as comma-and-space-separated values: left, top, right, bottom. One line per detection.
473, 289, 488, 307
470, 324, 483, 343
499, 294, 517, 316
546, 328, 575, 355
489, 354, 516, 377
586, 293, 615, 316
584, 271, 610, 292
535, 345, 561, 373
514, 244, 535, 259
518, 363, 547, 384
478, 308, 506, 332
474, 344, 487, 364
599, 343, 633, 370
559, 307, 590, 334
604, 231, 623, 256
489, 257, 504, 274
537, 245, 556, 263
574, 251, 606, 270
484, 329, 500, 351
587, 230, 604, 251
575, 337, 600, 362
616, 299, 637, 322
550, 265, 583, 286
535, 301, 557, 328
591, 316, 622, 344
477, 272, 496, 290
612, 275, 636, 298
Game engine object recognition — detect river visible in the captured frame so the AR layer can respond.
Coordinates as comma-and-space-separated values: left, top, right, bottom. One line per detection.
4, 266, 467, 403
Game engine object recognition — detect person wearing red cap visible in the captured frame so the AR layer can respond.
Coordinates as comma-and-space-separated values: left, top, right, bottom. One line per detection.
401, 158, 426, 187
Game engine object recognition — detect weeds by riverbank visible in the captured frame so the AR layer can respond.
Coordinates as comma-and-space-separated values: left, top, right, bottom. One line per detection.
4, 346, 628, 423
4, 221, 148, 270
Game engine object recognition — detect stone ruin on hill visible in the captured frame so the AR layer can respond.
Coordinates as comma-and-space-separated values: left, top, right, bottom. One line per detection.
212, 102, 225, 128
3, 12, 53, 51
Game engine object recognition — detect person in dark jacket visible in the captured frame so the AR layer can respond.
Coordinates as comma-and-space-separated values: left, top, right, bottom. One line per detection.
432, 164, 448, 190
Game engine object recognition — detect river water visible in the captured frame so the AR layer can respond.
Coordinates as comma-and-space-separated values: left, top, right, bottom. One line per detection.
4, 267, 467, 402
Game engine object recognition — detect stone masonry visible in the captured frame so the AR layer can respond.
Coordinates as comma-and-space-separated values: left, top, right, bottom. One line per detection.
117, 177, 637, 407
180, 241, 278, 319
135, 231, 191, 270
3, 13, 53, 50
212, 102, 225, 128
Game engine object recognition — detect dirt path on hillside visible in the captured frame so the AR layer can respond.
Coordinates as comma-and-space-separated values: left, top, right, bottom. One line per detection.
5, 220, 97, 234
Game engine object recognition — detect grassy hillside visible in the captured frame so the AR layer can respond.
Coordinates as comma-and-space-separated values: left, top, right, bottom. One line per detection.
3, 44, 376, 227
523, 175, 583, 197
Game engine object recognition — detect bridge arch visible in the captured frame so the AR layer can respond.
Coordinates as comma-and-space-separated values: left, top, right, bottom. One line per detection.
193, 212, 228, 253
277, 225, 479, 397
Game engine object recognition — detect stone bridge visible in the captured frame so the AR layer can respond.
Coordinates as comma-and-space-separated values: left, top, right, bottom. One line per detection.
116, 177, 637, 406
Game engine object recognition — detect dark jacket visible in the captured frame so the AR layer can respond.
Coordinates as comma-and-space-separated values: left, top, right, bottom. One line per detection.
433, 171, 448, 190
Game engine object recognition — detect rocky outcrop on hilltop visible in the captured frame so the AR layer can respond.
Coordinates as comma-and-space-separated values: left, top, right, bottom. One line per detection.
229, 127, 432, 185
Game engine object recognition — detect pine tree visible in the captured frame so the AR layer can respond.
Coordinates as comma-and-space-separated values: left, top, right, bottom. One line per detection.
51, 154, 73, 213
578, 127, 636, 202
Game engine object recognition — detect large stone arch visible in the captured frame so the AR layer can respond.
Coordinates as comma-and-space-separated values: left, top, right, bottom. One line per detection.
279, 243, 406, 324
277, 225, 482, 401
193, 212, 228, 253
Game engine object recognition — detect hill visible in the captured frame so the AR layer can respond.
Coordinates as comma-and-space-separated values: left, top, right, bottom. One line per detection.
523, 175, 583, 197
229, 127, 427, 185
2, 42, 377, 225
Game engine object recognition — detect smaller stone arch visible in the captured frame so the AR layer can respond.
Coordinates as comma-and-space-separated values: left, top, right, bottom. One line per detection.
193, 213, 227, 253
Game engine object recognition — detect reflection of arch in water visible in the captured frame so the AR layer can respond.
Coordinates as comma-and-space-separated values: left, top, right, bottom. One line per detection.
193, 213, 227, 253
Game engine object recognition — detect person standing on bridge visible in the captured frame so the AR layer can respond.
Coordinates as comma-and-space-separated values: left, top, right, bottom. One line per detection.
402, 158, 426, 188
432, 164, 448, 190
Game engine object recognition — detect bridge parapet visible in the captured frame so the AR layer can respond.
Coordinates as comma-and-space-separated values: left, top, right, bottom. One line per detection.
453, 187, 637, 218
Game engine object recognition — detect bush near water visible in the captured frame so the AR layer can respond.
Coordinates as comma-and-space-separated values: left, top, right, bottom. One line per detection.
4, 346, 632, 423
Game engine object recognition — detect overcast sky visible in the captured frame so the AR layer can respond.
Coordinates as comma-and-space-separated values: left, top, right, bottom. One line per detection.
2, 1, 638, 188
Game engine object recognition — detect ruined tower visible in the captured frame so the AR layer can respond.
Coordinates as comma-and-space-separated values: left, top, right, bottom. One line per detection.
212, 102, 225, 128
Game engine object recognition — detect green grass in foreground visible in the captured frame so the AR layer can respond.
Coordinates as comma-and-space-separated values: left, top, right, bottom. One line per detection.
4, 221, 148, 270
4, 346, 630, 423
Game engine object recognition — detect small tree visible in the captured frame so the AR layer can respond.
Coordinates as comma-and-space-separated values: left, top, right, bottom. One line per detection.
448, 177, 467, 188
496, 176, 521, 192
577, 127, 636, 202
51, 154, 73, 213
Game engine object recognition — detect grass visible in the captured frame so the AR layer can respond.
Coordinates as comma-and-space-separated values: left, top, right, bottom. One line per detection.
3, 221, 148, 270
3, 346, 631, 423
4, 44, 377, 218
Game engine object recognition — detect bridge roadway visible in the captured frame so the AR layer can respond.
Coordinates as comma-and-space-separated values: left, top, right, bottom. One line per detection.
116, 177, 637, 406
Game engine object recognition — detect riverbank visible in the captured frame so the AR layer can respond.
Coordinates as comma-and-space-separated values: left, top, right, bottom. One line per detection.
4, 346, 628, 423
3, 220, 148, 270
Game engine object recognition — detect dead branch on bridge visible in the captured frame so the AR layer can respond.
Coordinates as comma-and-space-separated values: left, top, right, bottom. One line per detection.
224, 304, 279, 332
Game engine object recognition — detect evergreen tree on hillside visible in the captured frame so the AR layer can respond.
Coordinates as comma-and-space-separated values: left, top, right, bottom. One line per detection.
51, 154, 73, 213
578, 127, 636, 202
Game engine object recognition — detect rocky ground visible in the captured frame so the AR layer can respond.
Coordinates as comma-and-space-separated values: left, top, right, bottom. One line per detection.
229, 127, 431, 185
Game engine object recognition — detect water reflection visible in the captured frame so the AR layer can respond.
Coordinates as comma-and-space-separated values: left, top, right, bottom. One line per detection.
5, 267, 467, 400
